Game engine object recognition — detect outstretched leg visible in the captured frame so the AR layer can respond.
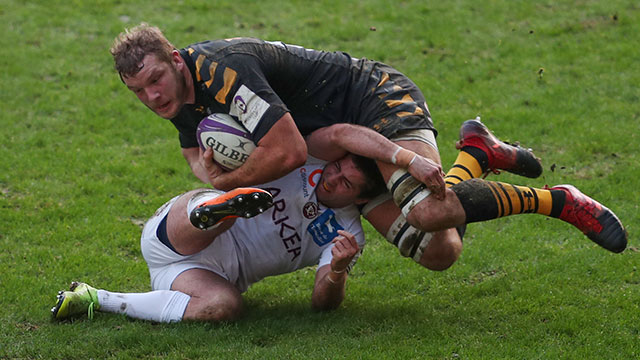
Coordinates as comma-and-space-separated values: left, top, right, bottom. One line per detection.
409, 178, 627, 253
51, 270, 242, 323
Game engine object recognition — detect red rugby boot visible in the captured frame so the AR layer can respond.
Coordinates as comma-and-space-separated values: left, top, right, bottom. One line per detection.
550, 185, 627, 253
457, 117, 543, 178
189, 188, 273, 230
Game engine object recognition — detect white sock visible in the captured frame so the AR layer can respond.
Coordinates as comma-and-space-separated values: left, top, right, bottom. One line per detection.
97, 289, 190, 323
186, 189, 224, 216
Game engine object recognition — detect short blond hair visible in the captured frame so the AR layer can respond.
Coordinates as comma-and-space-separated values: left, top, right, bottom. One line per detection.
110, 23, 175, 78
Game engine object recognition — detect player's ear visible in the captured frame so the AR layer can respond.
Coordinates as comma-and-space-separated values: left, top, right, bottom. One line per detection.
172, 50, 184, 69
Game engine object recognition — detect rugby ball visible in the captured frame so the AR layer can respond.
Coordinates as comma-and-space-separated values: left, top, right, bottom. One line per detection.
196, 113, 256, 171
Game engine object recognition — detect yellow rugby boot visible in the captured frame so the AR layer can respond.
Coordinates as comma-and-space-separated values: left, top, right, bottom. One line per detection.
51, 281, 99, 320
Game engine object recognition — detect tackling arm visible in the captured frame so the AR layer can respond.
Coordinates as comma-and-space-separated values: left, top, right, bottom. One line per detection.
307, 123, 433, 168
306, 123, 445, 198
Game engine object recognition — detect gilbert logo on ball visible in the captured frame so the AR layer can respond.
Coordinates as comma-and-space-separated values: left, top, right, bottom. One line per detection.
196, 113, 256, 171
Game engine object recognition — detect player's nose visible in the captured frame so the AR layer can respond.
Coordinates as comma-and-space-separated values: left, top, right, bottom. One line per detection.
327, 172, 340, 185
146, 87, 160, 101
323, 174, 337, 191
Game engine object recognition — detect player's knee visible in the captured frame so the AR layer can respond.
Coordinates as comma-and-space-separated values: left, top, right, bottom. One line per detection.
418, 230, 462, 271
386, 170, 456, 232
195, 292, 243, 322
404, 210, 434, 232
403, 204, 446, 233
405, 188, 461, 232
419, 247, 459, 271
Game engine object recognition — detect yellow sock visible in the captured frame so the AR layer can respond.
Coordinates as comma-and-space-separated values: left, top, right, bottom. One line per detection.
451, 179, 566, 223
444, 150, 486, 187
485, 181, 553, 217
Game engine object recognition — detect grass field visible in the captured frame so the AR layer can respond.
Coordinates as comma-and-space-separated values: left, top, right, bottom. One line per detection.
1, 0, 638, 358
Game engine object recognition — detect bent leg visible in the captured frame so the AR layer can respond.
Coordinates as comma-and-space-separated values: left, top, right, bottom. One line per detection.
57, 190, 248, 323
167, 189, 236, 255
365, 135, 463, 270
137, 190, 242, 322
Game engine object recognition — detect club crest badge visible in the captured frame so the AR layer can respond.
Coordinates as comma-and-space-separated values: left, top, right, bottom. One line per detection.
302, 202, 319, 219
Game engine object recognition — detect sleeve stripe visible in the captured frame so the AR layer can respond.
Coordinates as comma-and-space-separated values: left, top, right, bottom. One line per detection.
194, 54, 206, 82
204, 62, 218, 88
215, 67, 237, 104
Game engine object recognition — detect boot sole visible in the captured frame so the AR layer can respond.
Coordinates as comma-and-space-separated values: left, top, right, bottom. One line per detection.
190, 191, 273, 230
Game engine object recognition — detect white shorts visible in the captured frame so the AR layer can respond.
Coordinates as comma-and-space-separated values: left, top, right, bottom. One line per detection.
140, 196, 241, 291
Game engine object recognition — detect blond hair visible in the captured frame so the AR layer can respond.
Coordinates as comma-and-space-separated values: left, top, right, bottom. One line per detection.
110, 23, 175, 78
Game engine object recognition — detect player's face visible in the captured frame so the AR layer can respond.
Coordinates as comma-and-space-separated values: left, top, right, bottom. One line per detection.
123, 53, 188, 119
316, 155, 369, 209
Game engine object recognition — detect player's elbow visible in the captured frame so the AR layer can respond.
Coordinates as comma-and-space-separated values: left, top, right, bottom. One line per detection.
311, 285, 344, 311
329, 123, 361, 142
279, 142, 307, 171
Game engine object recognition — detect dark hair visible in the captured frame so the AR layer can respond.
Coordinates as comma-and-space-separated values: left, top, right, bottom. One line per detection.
350, 154, 387, 200
110, 23, 176, 78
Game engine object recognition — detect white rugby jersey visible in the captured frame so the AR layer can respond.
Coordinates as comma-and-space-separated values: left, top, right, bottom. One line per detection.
227, 156, 365, 292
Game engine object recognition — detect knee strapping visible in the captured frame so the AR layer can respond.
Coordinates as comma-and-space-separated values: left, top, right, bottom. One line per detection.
386, 214, 433, 263
387, 169, 432, 217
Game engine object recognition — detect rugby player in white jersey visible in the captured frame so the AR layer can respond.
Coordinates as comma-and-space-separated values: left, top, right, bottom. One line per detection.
51, 151, 386, 323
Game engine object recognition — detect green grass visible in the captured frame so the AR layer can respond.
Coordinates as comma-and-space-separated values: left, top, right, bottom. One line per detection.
1, 0, 638, 358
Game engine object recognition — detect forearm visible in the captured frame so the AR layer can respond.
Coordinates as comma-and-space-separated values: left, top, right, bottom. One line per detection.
311, 266, 347, 311
328, 124, 415, 167
212, 112, 307, 190
211, 144, 305, 190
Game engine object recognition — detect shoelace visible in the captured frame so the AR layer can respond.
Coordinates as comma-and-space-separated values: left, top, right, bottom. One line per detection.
87, 301, 95, 320
482, 168, 500, 179
86, 288, 99, 320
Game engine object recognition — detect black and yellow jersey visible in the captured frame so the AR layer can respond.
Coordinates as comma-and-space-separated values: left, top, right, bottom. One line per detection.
171, 38, 435, 148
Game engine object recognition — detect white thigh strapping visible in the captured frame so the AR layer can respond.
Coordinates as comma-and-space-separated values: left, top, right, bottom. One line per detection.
387, 169, 432, 217
390, 129, 438, 151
